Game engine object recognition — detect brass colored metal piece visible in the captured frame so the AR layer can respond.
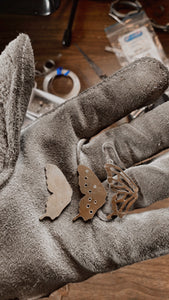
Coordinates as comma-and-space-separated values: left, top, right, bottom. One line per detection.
40, 164, 72, 221
73, 165, 107, 222
105, 163, 138, 219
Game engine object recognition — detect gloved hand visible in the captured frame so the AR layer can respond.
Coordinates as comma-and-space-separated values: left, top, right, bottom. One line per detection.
1, 34, 169, 300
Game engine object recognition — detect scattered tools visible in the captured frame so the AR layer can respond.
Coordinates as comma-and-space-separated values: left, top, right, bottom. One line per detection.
110, 0, 169, 33
25, 59, 81, 124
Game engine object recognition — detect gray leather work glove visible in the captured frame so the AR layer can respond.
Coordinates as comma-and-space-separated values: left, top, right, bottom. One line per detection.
1, 34, 169, 300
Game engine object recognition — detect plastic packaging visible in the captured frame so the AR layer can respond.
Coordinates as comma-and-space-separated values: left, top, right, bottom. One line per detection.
105, 11, 169, 68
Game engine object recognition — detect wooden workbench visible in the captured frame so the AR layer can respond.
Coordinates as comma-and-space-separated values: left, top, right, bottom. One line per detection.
1, 0, 169, 299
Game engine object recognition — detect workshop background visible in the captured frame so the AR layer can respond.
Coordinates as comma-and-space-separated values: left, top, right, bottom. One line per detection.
1, 0, 169, 299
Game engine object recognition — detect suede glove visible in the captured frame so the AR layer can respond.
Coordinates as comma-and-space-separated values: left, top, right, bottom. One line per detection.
1, 34, 169, 300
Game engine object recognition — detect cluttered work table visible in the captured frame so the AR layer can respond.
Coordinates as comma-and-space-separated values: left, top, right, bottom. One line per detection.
1, 0, 169, 299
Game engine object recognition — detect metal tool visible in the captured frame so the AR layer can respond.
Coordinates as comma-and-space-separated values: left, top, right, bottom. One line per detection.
151, 20, 169, 33
26, 87, 65, 122
110, 0, 142, 20
110, 0, 169, 33
75, 44, 107, 80
62, 0, 79, 47
31, 87, 65, 105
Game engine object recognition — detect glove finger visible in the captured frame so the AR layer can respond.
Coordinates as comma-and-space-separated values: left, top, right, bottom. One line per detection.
65, 57, 168, 139
94, 205, 169, 269
0, 34, 34, 187
98, 150, 169, 221
127, 152, 169, 209
79, 100, 169, 180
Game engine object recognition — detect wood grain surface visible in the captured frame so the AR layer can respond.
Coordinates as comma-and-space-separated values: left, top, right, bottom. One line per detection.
1, 0, 169, 299
43, 254, 169, 300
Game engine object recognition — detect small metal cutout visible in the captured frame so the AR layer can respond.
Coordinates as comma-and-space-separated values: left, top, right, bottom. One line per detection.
105, 163, 138, 219
40, 164, 72, 221
73, 165, 107, 222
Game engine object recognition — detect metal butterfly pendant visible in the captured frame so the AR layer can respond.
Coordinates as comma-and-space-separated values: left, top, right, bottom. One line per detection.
105, 163, 138, 219
40, 164, 72, 221
73, 165, 107, 222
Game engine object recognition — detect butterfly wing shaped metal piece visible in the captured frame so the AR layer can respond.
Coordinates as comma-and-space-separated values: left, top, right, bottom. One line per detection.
73, 165, 107, 222
105, 163, 138, 219
40, 164, 72, 221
